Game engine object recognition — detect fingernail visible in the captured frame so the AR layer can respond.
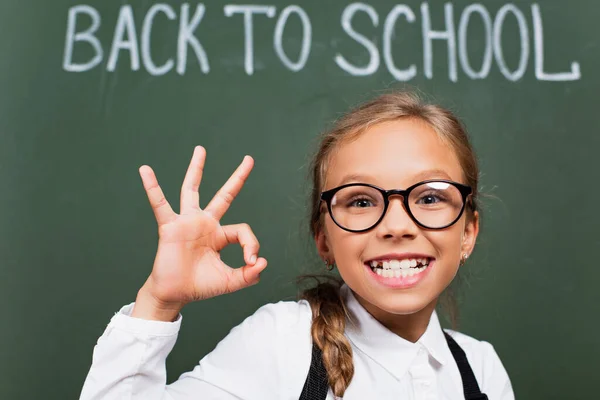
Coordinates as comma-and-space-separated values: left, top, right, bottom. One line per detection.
250, 255, 257, 264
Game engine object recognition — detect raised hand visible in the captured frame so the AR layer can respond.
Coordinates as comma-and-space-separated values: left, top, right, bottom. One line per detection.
132, 146, 267, 321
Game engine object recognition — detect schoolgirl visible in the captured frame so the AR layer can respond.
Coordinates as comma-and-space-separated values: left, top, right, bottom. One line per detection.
80, 91, 514, 399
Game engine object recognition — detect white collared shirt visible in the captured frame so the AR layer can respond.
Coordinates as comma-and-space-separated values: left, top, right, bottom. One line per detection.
80, 286, 514, 399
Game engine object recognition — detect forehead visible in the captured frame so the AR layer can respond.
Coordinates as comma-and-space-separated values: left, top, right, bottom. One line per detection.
325, 118, 465, 189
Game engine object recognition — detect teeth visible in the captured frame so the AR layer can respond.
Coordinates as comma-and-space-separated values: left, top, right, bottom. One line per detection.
373, 263, 429, 278
369, 258, 431, 275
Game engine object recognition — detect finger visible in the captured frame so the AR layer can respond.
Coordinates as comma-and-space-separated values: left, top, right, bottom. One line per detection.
205, 156, 254, 220
221, 223, 260, 266
180, 146, 206, 213
139, 165, 176, 225
227, 257, 268, 292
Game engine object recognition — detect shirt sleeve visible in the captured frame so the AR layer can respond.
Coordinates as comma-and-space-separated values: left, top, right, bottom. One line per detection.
478, 341, 515, 400
79, 300, 313, 400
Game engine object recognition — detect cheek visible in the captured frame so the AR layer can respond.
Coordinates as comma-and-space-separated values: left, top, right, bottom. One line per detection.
325, 219, 369, 261
420, 229, 464, 295
424, 227, 464, 260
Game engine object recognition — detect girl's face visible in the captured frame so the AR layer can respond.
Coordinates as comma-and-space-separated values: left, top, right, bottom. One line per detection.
316, 118, 479, 318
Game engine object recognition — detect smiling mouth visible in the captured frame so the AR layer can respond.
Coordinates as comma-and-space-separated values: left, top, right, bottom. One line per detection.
366, 258, 432, 278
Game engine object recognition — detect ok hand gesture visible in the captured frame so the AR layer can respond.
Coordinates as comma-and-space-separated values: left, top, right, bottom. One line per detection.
132, 146, 267, 321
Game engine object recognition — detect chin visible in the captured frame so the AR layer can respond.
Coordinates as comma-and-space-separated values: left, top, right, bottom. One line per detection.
372, 294, 436, 316
355, 286, 438, 317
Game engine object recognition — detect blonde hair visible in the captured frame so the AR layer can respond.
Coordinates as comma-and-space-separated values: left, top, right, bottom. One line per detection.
300, 90, 479, 397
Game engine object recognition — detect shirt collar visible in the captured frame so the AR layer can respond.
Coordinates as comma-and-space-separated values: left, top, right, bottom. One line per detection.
342, 285, 449, 380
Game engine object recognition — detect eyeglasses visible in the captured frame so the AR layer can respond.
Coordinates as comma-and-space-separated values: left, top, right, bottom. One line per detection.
320, 180, 472, 233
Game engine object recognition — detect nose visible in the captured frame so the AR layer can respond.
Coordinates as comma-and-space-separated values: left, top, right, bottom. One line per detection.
376, 197, 419, 240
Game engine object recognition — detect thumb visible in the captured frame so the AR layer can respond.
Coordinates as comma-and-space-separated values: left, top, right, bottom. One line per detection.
227, 257, 268, 292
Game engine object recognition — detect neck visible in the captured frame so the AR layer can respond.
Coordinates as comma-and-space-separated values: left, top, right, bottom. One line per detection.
354, 294, 438, 343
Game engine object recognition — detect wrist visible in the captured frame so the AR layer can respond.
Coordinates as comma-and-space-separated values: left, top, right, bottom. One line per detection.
131, 284, 184, 322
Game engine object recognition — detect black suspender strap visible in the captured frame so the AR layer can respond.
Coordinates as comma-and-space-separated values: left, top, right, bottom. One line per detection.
443, 332, 488, 400
299, 332, 488, 400
298, 343, 329, 400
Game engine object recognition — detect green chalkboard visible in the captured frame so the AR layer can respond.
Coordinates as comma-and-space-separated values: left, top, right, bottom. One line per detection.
0, 0, 597, 398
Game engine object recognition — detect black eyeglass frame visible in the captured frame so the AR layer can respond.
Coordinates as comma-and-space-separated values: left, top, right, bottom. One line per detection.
320, 179, 473, 233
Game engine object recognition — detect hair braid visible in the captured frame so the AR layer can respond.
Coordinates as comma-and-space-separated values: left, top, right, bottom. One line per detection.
300, 278, 354, 397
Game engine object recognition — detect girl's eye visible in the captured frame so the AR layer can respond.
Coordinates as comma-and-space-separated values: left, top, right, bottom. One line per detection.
348, 198, 375, 208
417, 193, 445, 205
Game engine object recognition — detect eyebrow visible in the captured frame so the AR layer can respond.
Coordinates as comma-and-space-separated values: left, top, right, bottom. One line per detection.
337, 174, 376, 186
411, 169, 454, 182
337, 169, 454, 187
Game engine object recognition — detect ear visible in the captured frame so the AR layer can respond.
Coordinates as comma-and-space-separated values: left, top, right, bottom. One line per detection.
461, 211, 479, 258
315, 228, 333, 263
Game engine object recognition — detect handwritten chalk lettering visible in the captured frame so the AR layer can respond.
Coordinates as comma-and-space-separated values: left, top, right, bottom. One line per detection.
335, 3, 380, 76
225, 5, 312, 73
421, 3, 458, 82
142, 4, 176, 76
458, 4, 493, 79
383, 5, 417, 81
274, 5, 312, 72
107, 5, 140, 72
62, 2, 581, 82
532, 4, 581, 81
224, 5, 276, 75
63, 5, 103, 72
178, 4, 210, 75
493, 4, 529, 82
63, 3, 210, 74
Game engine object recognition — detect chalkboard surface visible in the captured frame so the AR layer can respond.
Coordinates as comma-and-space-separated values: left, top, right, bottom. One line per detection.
0, 0, 597, 398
